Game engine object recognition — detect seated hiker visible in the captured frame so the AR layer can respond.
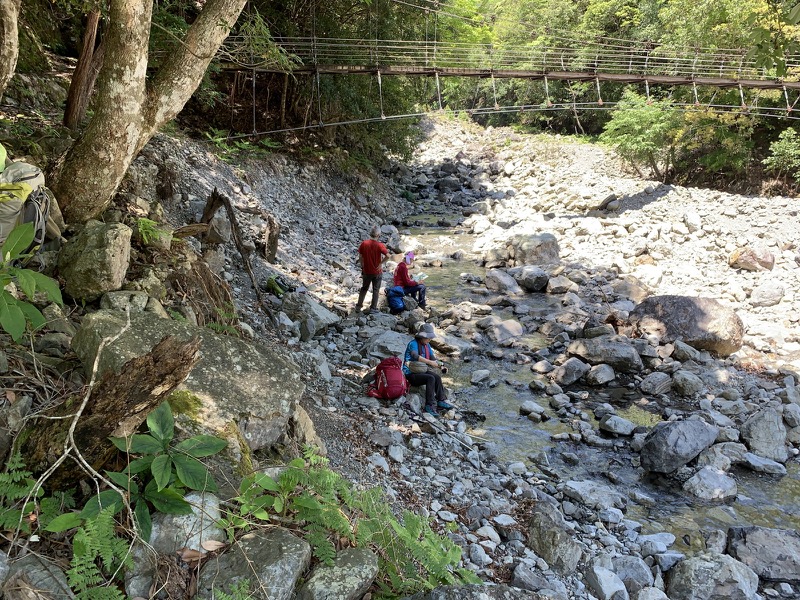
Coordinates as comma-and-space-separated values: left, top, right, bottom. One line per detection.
393, 251, 427, 309
403, 323, 452, 417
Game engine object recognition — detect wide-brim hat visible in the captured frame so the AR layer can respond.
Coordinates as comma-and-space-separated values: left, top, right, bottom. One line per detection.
416, 323, 436, 339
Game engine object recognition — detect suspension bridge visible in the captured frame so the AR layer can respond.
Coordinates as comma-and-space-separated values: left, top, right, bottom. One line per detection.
219, 37, 800, 92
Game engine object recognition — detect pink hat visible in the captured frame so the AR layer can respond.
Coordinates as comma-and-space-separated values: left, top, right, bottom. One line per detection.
404, 251, 415, 263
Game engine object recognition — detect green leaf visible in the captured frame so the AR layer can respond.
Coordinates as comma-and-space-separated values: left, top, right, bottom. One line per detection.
0, 293, 26, 342
273, 496, 284, 513
147, 402, 174, 444
292, 495, 323, 511
174, 435, 227, 458
126, 455, 155, 475
173, 454, 216, 492
145, 486, 193, 515
80, 490, 124, 519
126, 434, 164, 454
15, 301, 45, 331
12, 268, 35, 300
252, 472, 279, 492
134, 499, 152, 542
288, 458, 306, 469
1, 222, 34, 261
26, 271, 62, 305
789, 3, 800, 24
151, 454, 173, 491
44, 512, 83, 533
104, 470, 136, 493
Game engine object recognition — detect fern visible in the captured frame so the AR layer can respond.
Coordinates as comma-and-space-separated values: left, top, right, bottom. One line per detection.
215, 579, 253, 600
67, 507, 131, 600
0, 453, 38, 533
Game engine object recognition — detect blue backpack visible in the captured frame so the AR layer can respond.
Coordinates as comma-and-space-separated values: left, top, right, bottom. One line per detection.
385, 285, 406, 314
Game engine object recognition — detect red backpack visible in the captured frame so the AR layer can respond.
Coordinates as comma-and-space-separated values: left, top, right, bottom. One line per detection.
367, 357, 409, 400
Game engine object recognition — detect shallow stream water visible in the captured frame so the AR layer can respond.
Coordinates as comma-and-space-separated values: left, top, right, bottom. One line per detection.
405, 218, 800, 554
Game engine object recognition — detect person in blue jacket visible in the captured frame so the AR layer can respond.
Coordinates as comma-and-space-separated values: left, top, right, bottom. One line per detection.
403, 323, 453, 416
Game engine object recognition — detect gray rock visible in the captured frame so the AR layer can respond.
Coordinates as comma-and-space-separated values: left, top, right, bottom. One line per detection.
520, 400, 547, 416
637, 589, 670, 600
640, 420, 719, 473
586, 364, 616, 385
640, 372, 672, 395
5, 554, 74, 599
741, 407, 788, 463
567, 336, 643, 372
563, 480, 627, 510
206, 210, 232, 244
506, 233, 560, 266
485, 269, 523, 294
526, 501, 583, 575
475, 315, 525, 342
750, 281, 785, 307
281, 292, 340, 337
72, 311, 306, 463
58, 220, 132, 301
471, 369, 492, 384
600, 414, 636, 436
741, 452, 787, 475
672, 340, 705, 362
682, 466, 737, 501
655, 552, 685, 572
784, 403, 800, 428
629, 295, 744, 356
672, 370, 705, 397
612, 555, 654, 595
404, 584, 549, 599
197, 528, 311, 600
586, 563, 629, 600
547, 275, 576, 294
550, 357, 590, 386
666, 552, 758, 600
469, 544, 493, 567
514, 265, 550, 292
388, 445, 405, 463
361, 330, 413, 359
727, 526, 800, 582
296, 548, 379, 600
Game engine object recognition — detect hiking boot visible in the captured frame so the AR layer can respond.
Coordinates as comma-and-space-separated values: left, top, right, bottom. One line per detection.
437, 400, 454, 410
368, 308, 380, 315
423, 405, 440, 417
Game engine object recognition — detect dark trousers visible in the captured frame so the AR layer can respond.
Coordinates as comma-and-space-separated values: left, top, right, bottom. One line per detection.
403, 284, 426, 307
406, 371, 446, 407
357, 273, 382, 310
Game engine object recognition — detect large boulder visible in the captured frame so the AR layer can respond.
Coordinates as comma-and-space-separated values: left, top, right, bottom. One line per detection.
629, 295, 743, 357
296, 548, 379, 600
476, 315, 525, 343
197, 528, 311, 600
728, 247, 774, 271
640, 420, 719, 473
360, 330, 411, 359
281, 292, 340, 338
485, 269, 523, 294
484, 233, 560, 267
727, 526, 800, 582
563, 480, 626, 510
740, 407, 788, 463
682, 467, 737, 501
58, 220, 132, 301
567, 336, 643, 373
666, 552, 758, 600
72, 310, 306, 467
526, 500, 583, 575
512, 265, 550, 292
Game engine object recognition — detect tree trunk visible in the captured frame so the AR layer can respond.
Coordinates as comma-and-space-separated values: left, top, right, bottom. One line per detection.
50, 0, 151, 224
64, 10, 104, 130
21, 335, 201, 490
0, 0, 20, 98
51, 0, 248, 224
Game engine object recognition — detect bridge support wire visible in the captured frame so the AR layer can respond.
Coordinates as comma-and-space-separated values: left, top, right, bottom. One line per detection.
544, 76, 552, 107
435, 72, 443, 111
315, 70, 323, 126
596, 77, 603, 106
693, 81, 699, 106
491, 72, 499, 109
377, 71, 386, 119
739, 83, 746, 110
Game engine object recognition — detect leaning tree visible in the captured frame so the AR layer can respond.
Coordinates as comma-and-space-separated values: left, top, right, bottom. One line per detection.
50, 0, 248, 223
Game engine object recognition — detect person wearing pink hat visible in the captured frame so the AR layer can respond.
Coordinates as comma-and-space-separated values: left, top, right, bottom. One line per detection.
393, 251, 427, 309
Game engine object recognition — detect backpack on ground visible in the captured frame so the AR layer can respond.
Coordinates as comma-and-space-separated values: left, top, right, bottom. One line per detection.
385, 285, 406, 315
367, 356, 409, 400
0, 159, 64, 258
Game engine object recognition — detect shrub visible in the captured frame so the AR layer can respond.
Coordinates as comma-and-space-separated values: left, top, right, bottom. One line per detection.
763, 127, 800, 181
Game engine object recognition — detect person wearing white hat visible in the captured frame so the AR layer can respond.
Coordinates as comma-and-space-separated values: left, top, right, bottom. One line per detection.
393, 251, 427, 309
402, 323, 452, 416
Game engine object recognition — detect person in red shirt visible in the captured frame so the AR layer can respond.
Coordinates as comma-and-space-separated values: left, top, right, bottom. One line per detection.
393, 251, 427, 309
355, 225, 389, 313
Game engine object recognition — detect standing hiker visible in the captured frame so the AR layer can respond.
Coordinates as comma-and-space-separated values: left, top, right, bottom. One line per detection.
355, 225, 389, 314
